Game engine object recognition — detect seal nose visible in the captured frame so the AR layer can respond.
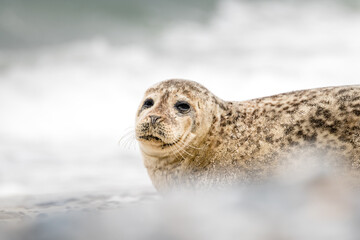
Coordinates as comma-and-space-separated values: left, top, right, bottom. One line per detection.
149, 115, 161, 125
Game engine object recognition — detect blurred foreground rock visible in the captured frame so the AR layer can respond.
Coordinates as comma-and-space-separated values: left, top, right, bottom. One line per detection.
1, 166, 360, 240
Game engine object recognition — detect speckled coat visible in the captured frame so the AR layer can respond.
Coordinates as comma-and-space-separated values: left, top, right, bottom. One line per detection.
137, 80, 360, 191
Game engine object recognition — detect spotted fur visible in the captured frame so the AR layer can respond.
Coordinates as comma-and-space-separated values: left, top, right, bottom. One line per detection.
136, 79, 360, 192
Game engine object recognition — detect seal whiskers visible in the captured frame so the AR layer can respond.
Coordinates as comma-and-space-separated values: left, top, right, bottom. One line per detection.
119, 128, 137, 150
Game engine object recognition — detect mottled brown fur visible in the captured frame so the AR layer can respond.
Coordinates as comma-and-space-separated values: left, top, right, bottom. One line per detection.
136, 79, 360, 192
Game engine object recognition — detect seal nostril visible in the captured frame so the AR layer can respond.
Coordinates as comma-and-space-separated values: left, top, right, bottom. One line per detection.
149, 115, 161, 125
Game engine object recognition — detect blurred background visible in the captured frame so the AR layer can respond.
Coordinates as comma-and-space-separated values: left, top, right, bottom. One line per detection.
0, 0, 360, 198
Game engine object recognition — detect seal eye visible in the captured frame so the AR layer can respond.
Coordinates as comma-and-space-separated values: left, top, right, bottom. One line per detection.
175, 101, 191, 113
143, 98, 154, 109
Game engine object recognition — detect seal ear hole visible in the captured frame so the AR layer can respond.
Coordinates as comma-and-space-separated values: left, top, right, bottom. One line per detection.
143, 98, 154, 109
175, 101, 191, 114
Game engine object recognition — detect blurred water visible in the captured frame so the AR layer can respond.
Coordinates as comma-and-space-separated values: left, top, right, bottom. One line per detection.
0, 0, 360, 198
0, 0, 217, 49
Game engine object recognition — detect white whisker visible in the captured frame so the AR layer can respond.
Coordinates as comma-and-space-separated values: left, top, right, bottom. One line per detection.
119, 127, 137, 150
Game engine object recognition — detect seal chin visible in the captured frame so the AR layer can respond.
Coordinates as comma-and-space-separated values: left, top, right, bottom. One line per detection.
137, 134, 180, 149
138, 134, 184, 157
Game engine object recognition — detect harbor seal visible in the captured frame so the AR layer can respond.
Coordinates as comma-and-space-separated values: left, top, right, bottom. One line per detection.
135, 79, 360, 192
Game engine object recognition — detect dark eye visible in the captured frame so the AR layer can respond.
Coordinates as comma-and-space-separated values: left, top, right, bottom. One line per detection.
142, 98, 154, 109
175, 101, 191, 113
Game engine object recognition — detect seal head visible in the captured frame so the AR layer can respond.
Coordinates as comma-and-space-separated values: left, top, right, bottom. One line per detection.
135, 79, 217, 158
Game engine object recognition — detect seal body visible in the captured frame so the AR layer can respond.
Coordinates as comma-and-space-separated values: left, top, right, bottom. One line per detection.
135, 79, 360, 192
